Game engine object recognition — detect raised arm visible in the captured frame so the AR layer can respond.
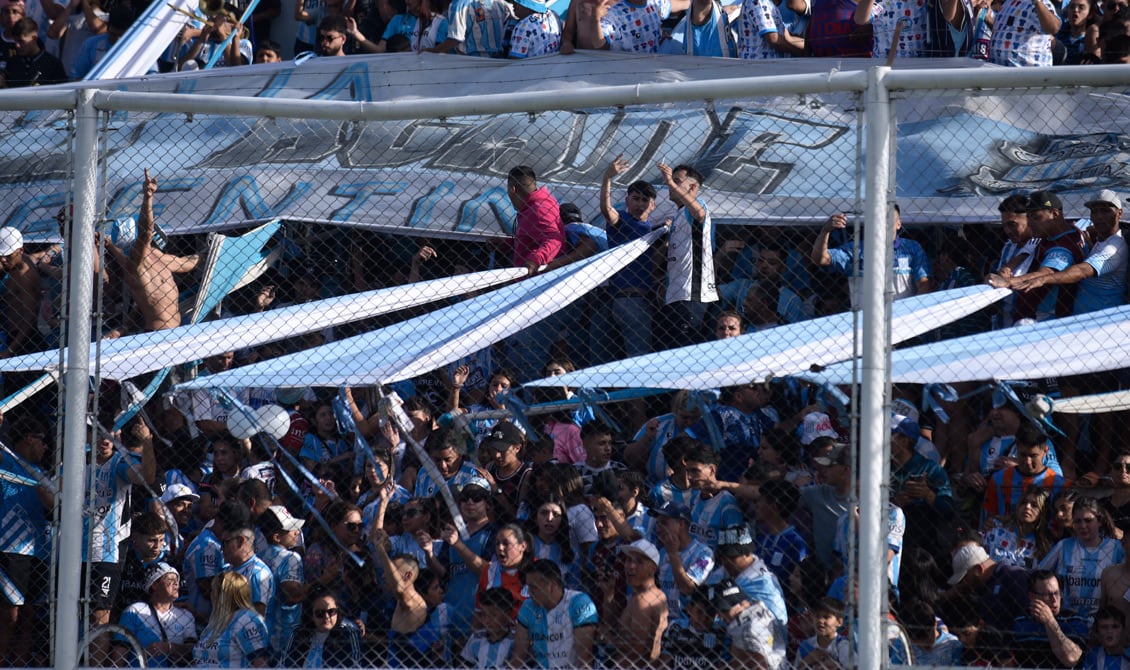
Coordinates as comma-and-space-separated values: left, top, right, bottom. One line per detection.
600, 155, 627, 227
130, 168, 157, 267
810, 213, 846, 267
657, 163, 706, 223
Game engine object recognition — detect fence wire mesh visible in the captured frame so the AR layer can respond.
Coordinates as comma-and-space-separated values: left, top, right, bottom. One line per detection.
0, 76, 1126, 670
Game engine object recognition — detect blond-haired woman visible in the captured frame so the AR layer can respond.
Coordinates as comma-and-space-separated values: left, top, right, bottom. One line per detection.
192, 572, 270, 668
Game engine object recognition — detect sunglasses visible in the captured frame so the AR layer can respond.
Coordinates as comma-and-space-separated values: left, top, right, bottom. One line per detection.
461, 492, 488, 503
403, 508, 425, 518
1114, 463, 1130, 472
344, 522, 363, 532
314, 608, 339, 618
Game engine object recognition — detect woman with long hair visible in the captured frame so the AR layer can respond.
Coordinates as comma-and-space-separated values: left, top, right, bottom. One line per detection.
300, 401, 353, 483
304, 500, 365, 607
982, 486, 1053, 569
192, 572, 270, 667
525, 499, 580, 588
1039, 496, 1125, 619
282, 587, 362, 668
541, 463, 598, 560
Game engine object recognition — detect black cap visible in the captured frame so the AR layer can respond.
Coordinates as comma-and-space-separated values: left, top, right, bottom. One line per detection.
709, 578, 748, 613
1025, 190, 1063, 212
480, 421, 525, 452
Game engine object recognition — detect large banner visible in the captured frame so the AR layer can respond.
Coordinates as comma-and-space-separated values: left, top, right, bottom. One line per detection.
2, 53, 1128, 243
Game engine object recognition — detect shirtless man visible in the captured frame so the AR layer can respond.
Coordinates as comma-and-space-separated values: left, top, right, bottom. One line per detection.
616, 539, 668, 668
0, 227, 43, 356
105, 169, 199, 334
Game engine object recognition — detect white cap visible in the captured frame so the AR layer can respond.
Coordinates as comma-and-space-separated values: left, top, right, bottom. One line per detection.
948, 544, 990, 585
145, 562, 179, 590
159, 483, 200, 504
1085, 189, 1123, 210
800, 412, 838, 445
263, 504, 304, 532
620, 539, 660, 566
0, 228, 23, 256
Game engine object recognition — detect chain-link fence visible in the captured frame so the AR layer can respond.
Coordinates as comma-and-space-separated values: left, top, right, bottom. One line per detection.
0, 62, 1127, 669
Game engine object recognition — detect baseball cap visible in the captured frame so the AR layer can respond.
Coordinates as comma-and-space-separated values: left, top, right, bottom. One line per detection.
800, 412, 838, 445
647, 499, 692, 523
0, 228, 23, 256
159, 483, 200, 505
1085, 189, 1123, 210
620, 539, 660, 566
709, 578, 748, 613
891, 415, 920, 440
716, 525, 755, 556
145, 562, 179, 591
812, 443, 851, 467
1025, 190, 1063, 212
947, 544, 989, 585
461, 475, 492, 494
261, 504, 304, 534
480, 422, 525, 452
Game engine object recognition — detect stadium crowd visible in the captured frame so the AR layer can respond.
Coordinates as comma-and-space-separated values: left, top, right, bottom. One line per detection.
0, 0, 1129, 88
0, 161, 1126, 669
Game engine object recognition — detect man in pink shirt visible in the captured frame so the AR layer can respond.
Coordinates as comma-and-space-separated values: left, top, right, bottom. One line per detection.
508, 165, 565, 275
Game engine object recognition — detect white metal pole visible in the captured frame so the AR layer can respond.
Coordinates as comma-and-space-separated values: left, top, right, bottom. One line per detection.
55, 88, 98, 670
858, 65, 893, 670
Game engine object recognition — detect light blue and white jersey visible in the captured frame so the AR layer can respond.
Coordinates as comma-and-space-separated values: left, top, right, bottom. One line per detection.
258, 544, 302, 655
82, 451, 136, 563
390, 531, 443, 570
1083, 646, 1126, 670
232, 555, 276, 625
443, 523, 496, 637
648, 480, 696, 512
688, 490, 744, 549
295, 0, 326, 45
633, 413, 699, 484
658, 0, 736, 56
978, 434, 1063, 476
516, 589, 598, 669
461, 630, 514, 668
361, 485, 412, 533
726, 599, 787, 670
414, 460, 481, 498
833, 503, 905, 587
626, 501, 653, 537
912, 628, 963, 666
1076, 229, 1127, 315
116, 603, 197, 668
714, 554, 788, 625
658, 538, 714, 626
446, 0, 514, 55
193, 609, 270, 668
1040, 536, 1126, 619
183, 528, 228, 620
0, 452, 50, 557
